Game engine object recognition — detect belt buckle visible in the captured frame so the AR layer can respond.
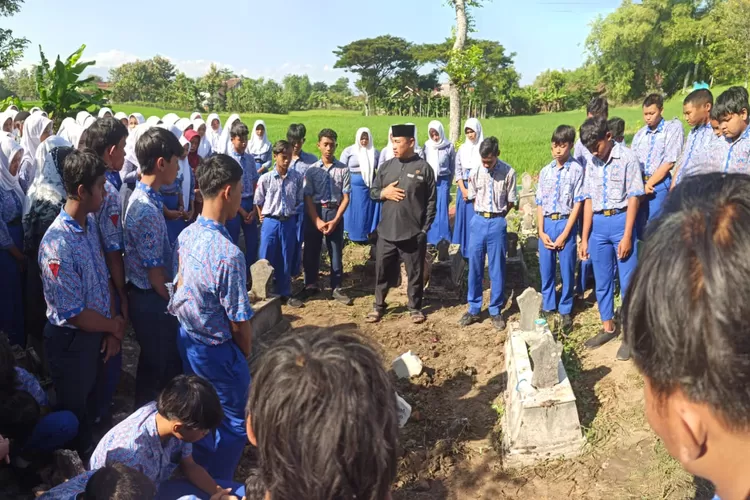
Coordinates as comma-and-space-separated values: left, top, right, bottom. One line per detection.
643, 175, 651, 181
482, 212, 491, 219
549, 214, 560, 221
603, 209, 614, 216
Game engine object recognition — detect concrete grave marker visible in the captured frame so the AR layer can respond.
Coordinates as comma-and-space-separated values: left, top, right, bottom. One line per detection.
517, 287, 542, 332
250, 259, 275, 302
530, 337, 563, 389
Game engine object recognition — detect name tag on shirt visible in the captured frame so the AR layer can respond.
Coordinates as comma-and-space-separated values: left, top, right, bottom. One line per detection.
417, 175, 424, 180
407, 174, 415, 178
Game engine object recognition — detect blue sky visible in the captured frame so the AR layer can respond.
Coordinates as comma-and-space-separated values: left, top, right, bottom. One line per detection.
8, 0, 620, 85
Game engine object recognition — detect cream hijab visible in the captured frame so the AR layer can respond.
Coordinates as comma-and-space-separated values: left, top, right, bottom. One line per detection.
424, 120, 449, 176
98, 107, 113, 118
205, 113, 222, 150
0, 135, 26, 204
57, 118, 84, 149
353, 128, 376, 187
21, 114, 52, 168
217, 114, 241, 154
458, 118, 484, 175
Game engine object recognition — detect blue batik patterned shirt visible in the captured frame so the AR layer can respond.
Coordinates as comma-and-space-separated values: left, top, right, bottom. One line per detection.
94, 179, 124, 253
582, 143, 645, 212
573, 138, 593, 169
229, 150, 259, 200
38, 470, 96, 499
468, 160, 517, 214
254, 168, 304, 217
631, 118, 684, 178
124, 182, 172, 290
15, 366, 48, 406
39, 209, 111, 328
168, 216, 253, 346
535, 158, 585, 216
697, 124, 750, 175
89, 402, 192, 486
304, 159, 351, 204
674, 123, 722, 184
0, 187, 22, 249
288, 150, 318, 179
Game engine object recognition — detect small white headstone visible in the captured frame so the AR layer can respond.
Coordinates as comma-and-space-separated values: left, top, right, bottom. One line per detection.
395, 393, 412, 428
392, 351, 423, 379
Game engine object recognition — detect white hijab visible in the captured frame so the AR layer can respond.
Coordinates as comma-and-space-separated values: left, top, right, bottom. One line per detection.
30, 107, 44, 116
98, 107, 113, 118
56, 118, 84, 149
459, 118, 484, 174
114, 112, 128, 121
382, 126, 394, 162
175, 118, 192, 133
124, 123, 151, 174
146, 116, 161, 127
75, 111, 91, 127
21, 113, 52, 167
0, 111, 13, 136
217, 114, 241, 155
0, 135, 25, 204
5, 105, 18, 112
23, 135, 72, 217
178, 136, 192, 204
190, 112, 202, 121
353, 128, 376, 187
424, 120, 448, 175
193, 119, 212, 158
206, 113, 222, 149
162, 113, 180, 126
129, 113, 146, 127
407, 123, 422, 153
247, 120, 271, 155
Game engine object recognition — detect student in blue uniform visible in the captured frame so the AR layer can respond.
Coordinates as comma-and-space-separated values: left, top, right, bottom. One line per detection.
700, 86, 750, 174
224, 122, 260, 271
81, 117, 129, 425
300, 129, 352, 306
578, 117, 644, 361
38, 149, 126, 454
169, 154, 254, 482
340, 128, 380, 243
256, 141, 305, 308
458, 137, 516, 331
607, 117, 626, 146
160, 137, 190, 245
286, 124, 318, 278
672, 89, 717, 186
535, 126, 585, 333
39, 463, 157, 500
452, 118, 483, 258
424, 120, 455, 246
123, 127, 183, 407
631, 93, 684, 238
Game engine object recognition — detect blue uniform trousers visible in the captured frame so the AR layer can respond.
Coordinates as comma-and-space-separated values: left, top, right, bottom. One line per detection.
158, 479, 245, 500
636, 176, 670, 240
225, 198, 259, 271
467, 216, 507, 317
452, 195, 475, 258
163, 192, 187, 245
24, 410, 79, 453
127, 287, 182, 407
303, 206, 344, 290
427, 175, 452, 245
589, 211, 638, 322
0, 224, 24, 346
43, 323, 103, 453
292, 203, 305, 276
98, 293, 123, 422
539, 218, 577, 315
259, 216, 297, 297
177, 328, 250, 481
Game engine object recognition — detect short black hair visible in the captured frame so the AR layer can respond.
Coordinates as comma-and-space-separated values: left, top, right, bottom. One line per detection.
243, 469, 266, 500
551, 125, 575, 145
156, 374, 223, 431
710, 105, 722, 121
84, 463, 156, 500
607, 117, 625, 139
196, 154, 243, 199
63, 148, 107, 197
230, 121, 249, 139
82, 117, 129, 158
479, 136, 499, 158
714, 86, 750, 120
273, 140, 291, 156
643, 93, 664, 109
246, 329, 399, 500
135, 127, 183, 176
624, 174, 750, 430
586, 96, 608, 119
14, 111, 29, 124
286, 123, 307, 143
0, 334, 17, 395
580, 117, 609, 152
684, 88, 713, 107
0, 390, 40, 441
318, 128, 337, 142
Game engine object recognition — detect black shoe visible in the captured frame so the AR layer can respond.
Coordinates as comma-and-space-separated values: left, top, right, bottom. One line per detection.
297, 287, 319, 301
332, 288, 353, 306
616, 342, 631, 361
458, 312, 480, 327
282, 297, 304, 309
491, 315, 506, 331
561, 314, 573, 332
584, 329, 617, 349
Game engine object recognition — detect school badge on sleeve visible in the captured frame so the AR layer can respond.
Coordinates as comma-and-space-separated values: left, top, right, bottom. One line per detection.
110, 214, 119, 227
48, 259, 61, 278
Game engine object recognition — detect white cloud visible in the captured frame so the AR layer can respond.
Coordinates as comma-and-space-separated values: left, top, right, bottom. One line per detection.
90, 50, 139, 68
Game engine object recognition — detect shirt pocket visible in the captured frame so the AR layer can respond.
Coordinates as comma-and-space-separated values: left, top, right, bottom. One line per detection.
609, 164, 625, 182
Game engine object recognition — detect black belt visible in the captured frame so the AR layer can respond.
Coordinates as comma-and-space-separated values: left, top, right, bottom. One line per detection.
545, 213, 569, 221
477, 211, 505, 219
267, 214, 293, 222
127, 283, 152, 294
320, 202, 339, 209
594, 208, 626, 217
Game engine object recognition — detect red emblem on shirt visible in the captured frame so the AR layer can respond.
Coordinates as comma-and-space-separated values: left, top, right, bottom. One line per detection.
48, 259, 60, 278
110, 214, 119, 226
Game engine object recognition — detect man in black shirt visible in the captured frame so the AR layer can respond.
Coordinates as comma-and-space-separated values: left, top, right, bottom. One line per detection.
366, 124, 437, 324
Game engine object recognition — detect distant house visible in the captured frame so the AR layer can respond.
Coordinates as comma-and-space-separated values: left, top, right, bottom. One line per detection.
96, 81, 111, 91
217, 78, 242, 100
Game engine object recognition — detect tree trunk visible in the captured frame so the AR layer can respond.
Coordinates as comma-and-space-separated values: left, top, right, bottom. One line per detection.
449, 0, 468, 143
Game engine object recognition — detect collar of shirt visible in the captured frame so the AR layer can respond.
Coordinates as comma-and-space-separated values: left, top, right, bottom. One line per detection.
272, 168, 292, 179
314, 158, 342, 170
694, 122, 712, 134
197, 215, 231, 240
593, 142, 623, 168
552, 158, 573, 171
646, 118, 665, 135
59, 208, 86, 234
730, 124, 750, 146
136, 181, 163, 209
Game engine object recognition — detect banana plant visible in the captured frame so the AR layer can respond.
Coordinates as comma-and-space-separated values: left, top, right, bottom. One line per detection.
35, 44, 109, 128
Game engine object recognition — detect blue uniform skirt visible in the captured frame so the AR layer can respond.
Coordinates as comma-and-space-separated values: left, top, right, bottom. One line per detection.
344, 172, 378, 243
427, 175, 452, 245
162, 192, 186, 245
0, 223, 24, 345
451, 191, 475, 258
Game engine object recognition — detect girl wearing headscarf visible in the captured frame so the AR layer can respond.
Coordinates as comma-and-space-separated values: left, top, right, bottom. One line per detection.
97, 107, 113, 118
424, 120, 456, 246
190, 112, 202, 121
216, 113, 241, 155
184, 130, 201, 220
205, 113, 222, 152
162, 113, 180, 126
159, 135, 193, 243
29, 107, 47, 117
246, 119, 272, 173
128, 113, 145, 130
145, 116, 161, 127
56, 118, 84, 149
19, 113, 53, 193
0, 136, 27, 345
452, 118, 484, 257
378, 123, 425, 166
120, 122, 150, 214
75, 111, 95, 129
341, 127, 380, 243
114, 112, 128, 127
0, 111, 14, 136
174, 118, 193, 134
192, 119, 212, 158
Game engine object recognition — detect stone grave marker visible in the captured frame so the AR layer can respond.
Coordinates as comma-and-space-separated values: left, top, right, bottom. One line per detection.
517, 287, 542, 332
530, 337, 563, 389
250, 259, 275, 302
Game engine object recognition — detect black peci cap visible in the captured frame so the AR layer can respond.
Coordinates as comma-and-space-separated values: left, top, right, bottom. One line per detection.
391, 124, 415, 139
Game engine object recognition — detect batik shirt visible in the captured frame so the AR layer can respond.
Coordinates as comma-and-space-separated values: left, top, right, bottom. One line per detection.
0, 188, 22, 248
229, 150, 260, 200
288, 150, 318, 179
254, 168, 304, 217
698, 124, 750, 174
468, 160, 517, 214
94, 178, 123, 253
15, 366, 48, 406
535, 158, 585, 216
631, 118, 684, 178
582, 143, 645, 212
673, 123, 721, 184
124, 182, 172, 290
39, 209, 111, 328
89, 402, 192, 485
304, 159, 351, 204
573, 139, 593, 169
38, 470, 96, 499
168, 216, 253, 346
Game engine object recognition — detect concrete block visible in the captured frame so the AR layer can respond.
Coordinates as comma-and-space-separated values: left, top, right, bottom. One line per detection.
248, 295, 291, 367
392, 351, 423, 379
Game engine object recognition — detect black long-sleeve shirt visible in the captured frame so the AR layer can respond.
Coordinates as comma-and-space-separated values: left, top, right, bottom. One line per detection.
370, 154, 437, 242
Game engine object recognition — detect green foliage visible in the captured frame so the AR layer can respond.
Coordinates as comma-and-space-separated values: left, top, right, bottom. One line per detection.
0, 95, 23, 111
109, 56, 179, 103
281, 74, 312, 111
0, 66, 38, 100
35, 44, 108, 127
0, 1, 28, 71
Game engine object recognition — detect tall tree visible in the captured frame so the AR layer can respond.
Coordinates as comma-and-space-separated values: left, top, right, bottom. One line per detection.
109, 56, 177, 103
448, 0, 469, 142
0, 0, 28, 71
333, 35, 415, 115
